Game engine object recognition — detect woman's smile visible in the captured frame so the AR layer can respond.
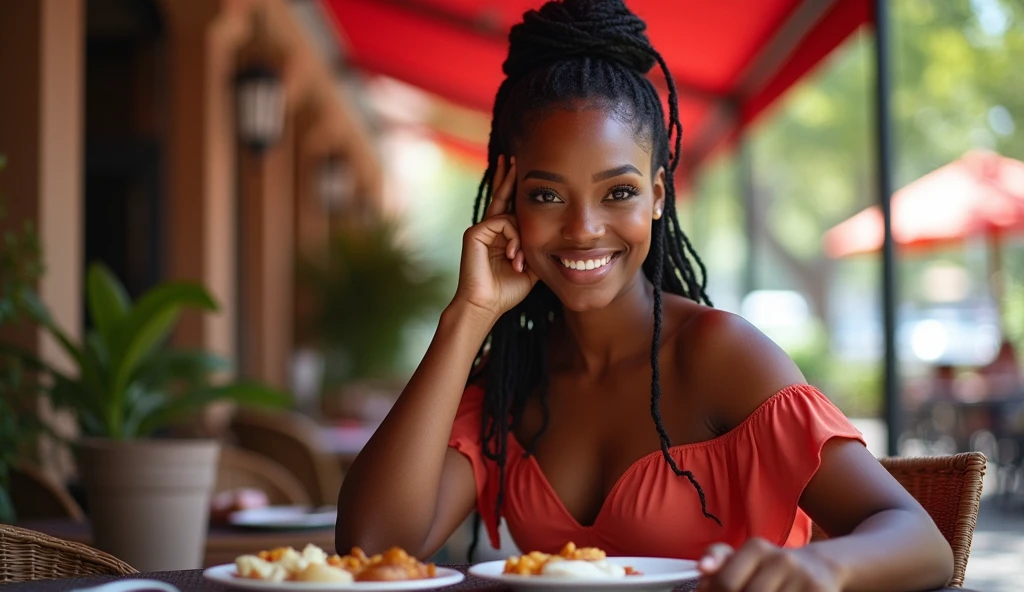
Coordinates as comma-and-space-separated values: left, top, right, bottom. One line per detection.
550, 250, 623, 284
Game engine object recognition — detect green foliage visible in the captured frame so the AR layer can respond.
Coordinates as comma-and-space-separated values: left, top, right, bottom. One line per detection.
0, 262, 291, 441
299, 218, 451, 386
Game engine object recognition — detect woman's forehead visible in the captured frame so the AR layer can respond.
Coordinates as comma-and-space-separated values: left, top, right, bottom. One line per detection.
515, 107, 651, 170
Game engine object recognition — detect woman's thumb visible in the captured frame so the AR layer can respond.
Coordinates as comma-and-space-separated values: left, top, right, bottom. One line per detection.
698, 543, 733, 574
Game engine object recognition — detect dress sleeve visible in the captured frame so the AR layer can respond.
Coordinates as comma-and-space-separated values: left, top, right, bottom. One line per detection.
447, 383, 501, 549
736, 384, 866, 546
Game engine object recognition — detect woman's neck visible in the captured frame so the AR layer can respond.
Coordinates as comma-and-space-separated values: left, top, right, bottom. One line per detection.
558, 273, 657, 374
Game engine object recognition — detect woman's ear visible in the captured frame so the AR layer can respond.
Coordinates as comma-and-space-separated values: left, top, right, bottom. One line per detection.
653, 166, 666, 220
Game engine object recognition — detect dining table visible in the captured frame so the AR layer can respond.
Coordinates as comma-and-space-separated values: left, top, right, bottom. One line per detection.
0, 565, 983, 591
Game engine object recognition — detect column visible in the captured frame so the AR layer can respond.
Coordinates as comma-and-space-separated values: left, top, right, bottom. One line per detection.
158, 0, 245, 362
0, 0, 84, 480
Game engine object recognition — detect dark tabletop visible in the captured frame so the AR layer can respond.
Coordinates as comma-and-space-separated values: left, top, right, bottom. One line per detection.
0, 566, 979, 592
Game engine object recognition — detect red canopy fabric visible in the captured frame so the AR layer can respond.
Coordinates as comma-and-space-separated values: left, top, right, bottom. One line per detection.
823, 151, 1024, 258
321, 0, 871, 172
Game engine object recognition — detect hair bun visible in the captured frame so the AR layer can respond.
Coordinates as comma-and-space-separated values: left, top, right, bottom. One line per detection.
503, 0, 656, 80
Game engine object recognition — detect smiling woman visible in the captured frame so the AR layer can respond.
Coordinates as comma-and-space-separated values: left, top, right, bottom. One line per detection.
335, 1, 956, 591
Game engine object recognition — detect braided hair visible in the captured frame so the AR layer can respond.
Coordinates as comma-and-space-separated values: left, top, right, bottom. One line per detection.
467, 0, 718, 559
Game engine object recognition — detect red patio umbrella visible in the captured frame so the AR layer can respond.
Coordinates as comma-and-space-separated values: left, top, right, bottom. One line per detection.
823, 150, 1024, 258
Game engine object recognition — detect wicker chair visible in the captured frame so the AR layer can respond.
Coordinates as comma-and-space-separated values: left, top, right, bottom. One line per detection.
9, 463, 85, 522
810, 451, 986, 588
0, 524, 137, 582
231, 410, 343, 506
215, 445, 312, 506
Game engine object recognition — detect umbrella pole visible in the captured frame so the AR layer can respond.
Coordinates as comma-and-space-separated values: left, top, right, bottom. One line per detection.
989, 231, 1005, 324
874, 0, 901, 457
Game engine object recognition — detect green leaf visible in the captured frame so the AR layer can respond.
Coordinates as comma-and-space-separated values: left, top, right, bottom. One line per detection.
110, 282, 217, 359
107, 283, 217, 438
134, 350, 231, 389
86, 263, 130, 345
122, 386, 168, 440
135, 381, 290, 437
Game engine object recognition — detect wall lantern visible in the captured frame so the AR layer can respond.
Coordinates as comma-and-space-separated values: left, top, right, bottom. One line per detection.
235, 63, 285, 154
317, 154, 356, 215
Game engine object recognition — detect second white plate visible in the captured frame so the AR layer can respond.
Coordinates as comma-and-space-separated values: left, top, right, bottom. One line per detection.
228, 506, 337, 530
469, 557, 700, 592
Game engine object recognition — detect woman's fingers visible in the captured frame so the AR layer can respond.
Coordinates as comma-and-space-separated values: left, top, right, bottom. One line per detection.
513, 250, 525, 273
506, 236, 519, 261
483, 155, 517, 219
470, 214, 520, 253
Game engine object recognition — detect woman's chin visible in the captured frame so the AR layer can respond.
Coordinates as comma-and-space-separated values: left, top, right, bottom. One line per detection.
547, 287, 617, 313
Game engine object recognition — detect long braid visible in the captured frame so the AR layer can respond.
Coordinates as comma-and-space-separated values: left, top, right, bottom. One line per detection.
467, 0, 717, 560
649, 218, 721, 525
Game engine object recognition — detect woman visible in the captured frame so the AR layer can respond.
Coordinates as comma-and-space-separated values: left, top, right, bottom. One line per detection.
336, 1, 954, 589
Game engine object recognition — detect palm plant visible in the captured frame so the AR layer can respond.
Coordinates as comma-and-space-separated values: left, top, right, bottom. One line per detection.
299, 218, 451, 386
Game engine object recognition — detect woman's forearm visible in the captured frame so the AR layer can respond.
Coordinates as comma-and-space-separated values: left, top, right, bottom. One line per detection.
335, 300, 495, 554
804, 508, 954, 591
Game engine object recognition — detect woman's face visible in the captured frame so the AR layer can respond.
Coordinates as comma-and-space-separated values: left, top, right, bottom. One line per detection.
513, 107, 665, 312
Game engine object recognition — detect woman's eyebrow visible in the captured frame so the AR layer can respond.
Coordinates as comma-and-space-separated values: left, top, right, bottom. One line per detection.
523, 170, 565, 182
522, 165, 643, 183
592, 164, 642, 181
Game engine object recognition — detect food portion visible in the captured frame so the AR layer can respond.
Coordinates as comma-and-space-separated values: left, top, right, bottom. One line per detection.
503, 542, 641, 578
234, 544, 437, 583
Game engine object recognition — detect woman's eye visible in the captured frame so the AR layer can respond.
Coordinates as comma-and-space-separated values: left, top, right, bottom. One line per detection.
530, 190, 562, 203
608, 185, 640, 201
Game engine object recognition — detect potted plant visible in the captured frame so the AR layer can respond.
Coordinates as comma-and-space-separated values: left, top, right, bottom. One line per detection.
298, 218, 450, 421
0, 258, 289, 571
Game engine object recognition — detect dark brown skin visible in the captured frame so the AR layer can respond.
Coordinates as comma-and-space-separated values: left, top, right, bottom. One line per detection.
337, 107, 954, 592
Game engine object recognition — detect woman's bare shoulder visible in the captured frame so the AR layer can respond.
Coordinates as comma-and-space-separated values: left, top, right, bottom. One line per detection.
668, 302, 807, 427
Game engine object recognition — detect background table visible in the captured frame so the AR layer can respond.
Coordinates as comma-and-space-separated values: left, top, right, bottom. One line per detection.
0, 566, 980, 591
17, 519, 336, 569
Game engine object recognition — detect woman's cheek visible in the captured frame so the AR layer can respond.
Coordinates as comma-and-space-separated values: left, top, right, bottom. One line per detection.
515, 212, 544, 261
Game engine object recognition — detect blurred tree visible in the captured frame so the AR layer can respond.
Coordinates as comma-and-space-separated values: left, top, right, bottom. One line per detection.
687, 0, 1024, 415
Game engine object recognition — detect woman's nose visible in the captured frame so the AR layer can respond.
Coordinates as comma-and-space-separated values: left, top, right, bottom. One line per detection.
561, 204, 605, 244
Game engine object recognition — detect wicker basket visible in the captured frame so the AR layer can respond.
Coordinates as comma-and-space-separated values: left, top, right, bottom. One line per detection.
810, 451, 986, 588
0, 524, 137, 583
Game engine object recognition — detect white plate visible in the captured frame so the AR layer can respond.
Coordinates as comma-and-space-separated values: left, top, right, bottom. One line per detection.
469, 557, 700, 592
202, 564, 465, 591
228, 506, 338, 530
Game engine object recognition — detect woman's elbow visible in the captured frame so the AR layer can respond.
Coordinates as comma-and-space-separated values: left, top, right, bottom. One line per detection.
931, 532, 955, 587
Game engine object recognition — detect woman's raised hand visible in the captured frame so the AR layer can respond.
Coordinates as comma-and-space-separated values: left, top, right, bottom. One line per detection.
454, 155, 538, 321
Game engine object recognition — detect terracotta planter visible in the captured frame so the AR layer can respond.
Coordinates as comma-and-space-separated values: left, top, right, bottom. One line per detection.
76, 438, 220, 572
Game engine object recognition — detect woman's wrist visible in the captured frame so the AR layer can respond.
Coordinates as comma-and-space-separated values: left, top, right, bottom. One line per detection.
441, 298, 498, 341
799, 541, 851, 590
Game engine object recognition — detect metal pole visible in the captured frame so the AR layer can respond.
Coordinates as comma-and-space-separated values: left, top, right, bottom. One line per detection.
874, 0, 900, 457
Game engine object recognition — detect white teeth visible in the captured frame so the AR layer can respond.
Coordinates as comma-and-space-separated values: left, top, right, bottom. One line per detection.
560, 255, 612, 271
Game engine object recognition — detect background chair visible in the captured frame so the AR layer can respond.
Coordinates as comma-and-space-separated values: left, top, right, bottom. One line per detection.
8, 463, 85, 522
811, 451, 986, 588
0, 524, 137, 582
230, 409, 343, 506
214, 445, 312, 506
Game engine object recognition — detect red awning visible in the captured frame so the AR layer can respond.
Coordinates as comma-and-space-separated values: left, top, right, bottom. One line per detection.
321, 0, 870, 172
823, 151, 1024, 258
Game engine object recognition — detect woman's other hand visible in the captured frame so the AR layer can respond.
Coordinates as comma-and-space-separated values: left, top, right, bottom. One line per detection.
454, 155, 538, 320
698, 539, 843, 592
